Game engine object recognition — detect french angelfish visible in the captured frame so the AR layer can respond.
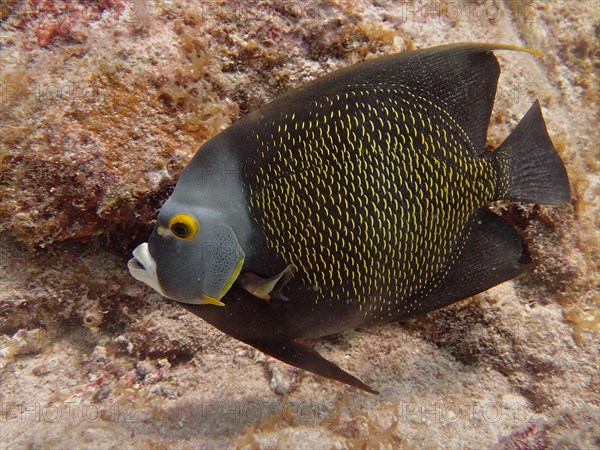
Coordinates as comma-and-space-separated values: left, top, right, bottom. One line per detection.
128, 43, 571, 394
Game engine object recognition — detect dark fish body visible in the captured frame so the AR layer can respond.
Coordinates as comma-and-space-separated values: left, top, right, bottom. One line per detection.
142, 44, 570, 393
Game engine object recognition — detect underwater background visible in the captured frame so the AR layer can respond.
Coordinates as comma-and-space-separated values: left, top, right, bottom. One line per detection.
1, 0, 598, 448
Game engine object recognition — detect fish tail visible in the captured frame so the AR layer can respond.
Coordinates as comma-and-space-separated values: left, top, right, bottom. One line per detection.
492, 100, 571, 205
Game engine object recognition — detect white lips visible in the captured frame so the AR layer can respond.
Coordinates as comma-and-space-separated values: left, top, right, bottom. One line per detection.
127, 243, 167, 297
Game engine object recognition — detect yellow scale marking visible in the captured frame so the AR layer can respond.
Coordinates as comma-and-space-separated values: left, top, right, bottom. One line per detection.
246, 85, 498, 319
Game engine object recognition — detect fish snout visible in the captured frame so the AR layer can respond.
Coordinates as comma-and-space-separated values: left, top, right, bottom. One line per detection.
128, 242, 166, 296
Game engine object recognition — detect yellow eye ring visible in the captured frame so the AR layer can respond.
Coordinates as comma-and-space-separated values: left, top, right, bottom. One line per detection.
168, 213, 199, 240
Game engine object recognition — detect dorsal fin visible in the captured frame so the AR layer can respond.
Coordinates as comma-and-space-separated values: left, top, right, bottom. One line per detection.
253, 43, 541, 156
376, 43, 540, 155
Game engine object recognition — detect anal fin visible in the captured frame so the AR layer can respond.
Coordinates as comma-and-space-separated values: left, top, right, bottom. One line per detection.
412, 208, 533, 315
247, 339, 379, 395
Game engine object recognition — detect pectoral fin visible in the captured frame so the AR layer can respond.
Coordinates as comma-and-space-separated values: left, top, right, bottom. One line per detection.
239, 264, 295, 302
247, 339, 379, 394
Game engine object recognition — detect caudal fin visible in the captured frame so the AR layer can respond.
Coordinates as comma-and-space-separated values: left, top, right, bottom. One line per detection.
494, 100, 570, 205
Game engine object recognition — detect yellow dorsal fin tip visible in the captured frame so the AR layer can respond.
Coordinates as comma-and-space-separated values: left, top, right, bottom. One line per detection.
492, 43, 544, 59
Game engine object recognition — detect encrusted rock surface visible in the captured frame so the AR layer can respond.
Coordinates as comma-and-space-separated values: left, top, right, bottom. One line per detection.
1, 1, 598, 448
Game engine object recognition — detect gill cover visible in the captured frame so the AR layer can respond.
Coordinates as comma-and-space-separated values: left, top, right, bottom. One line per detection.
147, 209, 245, 306
203, 223, 246, 301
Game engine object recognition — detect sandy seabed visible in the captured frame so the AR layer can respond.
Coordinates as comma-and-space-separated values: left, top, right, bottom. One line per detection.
1, 1, 598, 448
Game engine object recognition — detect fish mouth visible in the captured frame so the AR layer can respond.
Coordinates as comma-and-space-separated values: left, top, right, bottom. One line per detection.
127, 243, 167, 296
127, 243, 227, 307
127, 257, 144, 271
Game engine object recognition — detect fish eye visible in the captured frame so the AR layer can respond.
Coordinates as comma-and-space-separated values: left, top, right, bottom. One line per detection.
168, 213, 199, 240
